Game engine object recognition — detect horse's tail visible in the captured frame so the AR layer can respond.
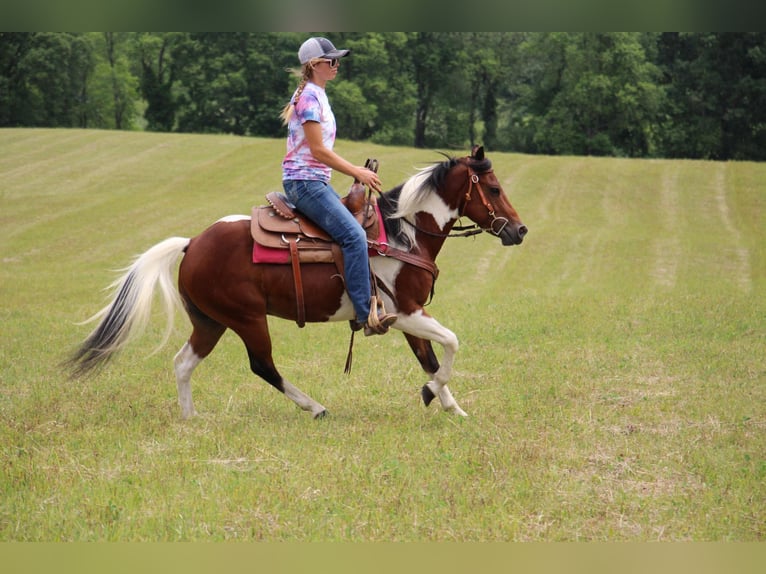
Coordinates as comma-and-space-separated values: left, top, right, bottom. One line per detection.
67, 236, 190, 378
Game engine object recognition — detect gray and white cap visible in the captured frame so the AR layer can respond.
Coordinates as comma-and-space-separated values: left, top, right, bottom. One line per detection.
298, 37, 350, 64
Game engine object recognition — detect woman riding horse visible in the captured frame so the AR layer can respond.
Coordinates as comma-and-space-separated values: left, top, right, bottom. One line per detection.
280, 36, 397, 336
67, 146, 528, 419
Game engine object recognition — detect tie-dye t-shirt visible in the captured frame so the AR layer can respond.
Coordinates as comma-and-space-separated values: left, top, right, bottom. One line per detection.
282, 82, 335, 183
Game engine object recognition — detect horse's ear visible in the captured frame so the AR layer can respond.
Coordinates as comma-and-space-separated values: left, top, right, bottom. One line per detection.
471, 145, 485, 161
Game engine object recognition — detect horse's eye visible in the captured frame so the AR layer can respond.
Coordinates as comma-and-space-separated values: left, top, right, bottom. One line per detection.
490, 187, 500, 196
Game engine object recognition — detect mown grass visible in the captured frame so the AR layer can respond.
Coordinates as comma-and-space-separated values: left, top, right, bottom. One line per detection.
1, 128, 764, 541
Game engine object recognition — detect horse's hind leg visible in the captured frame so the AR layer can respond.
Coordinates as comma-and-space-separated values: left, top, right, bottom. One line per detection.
174, 342, 203, 418
174, 304, 227, 419
238, 317, 327, 419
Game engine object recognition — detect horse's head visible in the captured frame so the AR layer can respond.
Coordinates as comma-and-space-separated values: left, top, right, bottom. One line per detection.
457, 145, 527, 246
381, 146, 527, 251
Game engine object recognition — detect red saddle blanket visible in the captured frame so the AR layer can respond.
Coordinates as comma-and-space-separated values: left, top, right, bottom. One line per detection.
252, 201, 388, 264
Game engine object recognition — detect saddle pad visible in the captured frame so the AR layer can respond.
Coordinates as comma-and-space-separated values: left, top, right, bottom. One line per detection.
252, 241, 290, 264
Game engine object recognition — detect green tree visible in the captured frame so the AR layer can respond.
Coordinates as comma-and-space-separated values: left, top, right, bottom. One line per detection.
4, 33, 94, 128
82, 33, 139, 130
248, 32, 301, 137
133, 32, 180, 132
429, 32, 474, 149
657, 32, 766, 160
0, 33, 35, 126
4, 32, 766, 161
103, 32, 139, 129
499, 32, 566, 153
331, 32, 416, 145
408, 32, 453, 148
454, 32, 524, 151
172, 32, 297, 137
521, 33, 664, 157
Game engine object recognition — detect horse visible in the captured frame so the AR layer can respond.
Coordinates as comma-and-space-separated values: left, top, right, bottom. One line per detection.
67, 146, 527, 419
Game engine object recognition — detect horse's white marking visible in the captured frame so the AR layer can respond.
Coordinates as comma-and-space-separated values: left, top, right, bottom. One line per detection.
326, 292, 355, 322
174, 342, 202, 418
326, 257, 405, 322
415, 192, 459, 231
217, 214, 251, 223
282, 379, 327, 418
393, 166, 459, 248
393, 310, 467, 416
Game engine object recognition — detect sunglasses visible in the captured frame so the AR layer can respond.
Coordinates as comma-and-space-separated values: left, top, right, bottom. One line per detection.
319, 58, 339, 68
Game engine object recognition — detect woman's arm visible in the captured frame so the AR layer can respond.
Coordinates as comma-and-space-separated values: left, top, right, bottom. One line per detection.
303, 121, 382, 192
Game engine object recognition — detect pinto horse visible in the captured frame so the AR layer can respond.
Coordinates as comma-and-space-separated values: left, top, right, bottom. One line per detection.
68, 146, 527, 419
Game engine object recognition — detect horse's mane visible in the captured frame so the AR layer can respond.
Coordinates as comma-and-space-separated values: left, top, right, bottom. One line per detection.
378, 160, 449, 250
378, 154, 492, 250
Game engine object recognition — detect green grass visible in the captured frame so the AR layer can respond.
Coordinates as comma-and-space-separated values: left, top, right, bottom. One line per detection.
1, 128, 764, 541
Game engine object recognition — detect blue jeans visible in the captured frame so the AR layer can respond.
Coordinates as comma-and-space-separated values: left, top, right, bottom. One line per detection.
283, 180, 371, 321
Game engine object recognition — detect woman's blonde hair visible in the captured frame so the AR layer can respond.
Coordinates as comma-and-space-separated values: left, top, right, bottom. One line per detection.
279, 60, 321, 124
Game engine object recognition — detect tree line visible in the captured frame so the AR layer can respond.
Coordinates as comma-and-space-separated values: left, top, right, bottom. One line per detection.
2, 32, 764, 160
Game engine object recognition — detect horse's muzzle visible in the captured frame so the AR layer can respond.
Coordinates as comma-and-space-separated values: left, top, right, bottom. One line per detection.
500, 222, 528, 246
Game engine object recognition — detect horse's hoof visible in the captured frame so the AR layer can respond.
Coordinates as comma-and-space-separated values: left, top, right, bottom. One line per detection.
313, 409, 327, 420
421, 384, 436, 407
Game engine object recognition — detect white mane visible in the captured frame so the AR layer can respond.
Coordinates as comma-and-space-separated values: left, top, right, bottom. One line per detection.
391, 164, 459, 249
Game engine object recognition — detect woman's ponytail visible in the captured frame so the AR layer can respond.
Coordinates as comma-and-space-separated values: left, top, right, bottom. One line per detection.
279, 62, 314, 124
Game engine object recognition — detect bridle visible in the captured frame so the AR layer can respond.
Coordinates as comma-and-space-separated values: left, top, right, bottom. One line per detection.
368, 160, 509, 311
461, 165, 511, 237
403, 162, 510, 239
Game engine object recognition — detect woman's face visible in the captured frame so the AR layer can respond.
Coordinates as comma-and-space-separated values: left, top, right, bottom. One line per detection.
311, 58, 340, 85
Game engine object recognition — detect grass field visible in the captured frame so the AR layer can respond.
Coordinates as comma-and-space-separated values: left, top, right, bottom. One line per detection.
1, 128, 764, 541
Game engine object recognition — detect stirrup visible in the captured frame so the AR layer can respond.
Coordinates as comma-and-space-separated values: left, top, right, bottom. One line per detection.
363, 295, 397, 336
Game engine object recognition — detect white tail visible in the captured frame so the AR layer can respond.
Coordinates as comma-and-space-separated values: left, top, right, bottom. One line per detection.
68, 237, 190, 377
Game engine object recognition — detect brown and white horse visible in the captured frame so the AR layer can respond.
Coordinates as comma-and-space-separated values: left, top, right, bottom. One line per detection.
68, 146, 527, 419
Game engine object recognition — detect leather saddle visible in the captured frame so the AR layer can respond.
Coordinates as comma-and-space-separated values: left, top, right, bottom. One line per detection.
249, 159, 401, 334
251, 183, 380, 263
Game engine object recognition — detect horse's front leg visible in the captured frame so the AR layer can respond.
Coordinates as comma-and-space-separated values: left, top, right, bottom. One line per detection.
396, 312, 467, 417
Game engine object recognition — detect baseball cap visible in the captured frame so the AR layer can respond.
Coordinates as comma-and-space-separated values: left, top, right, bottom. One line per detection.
298, 37, 350, 65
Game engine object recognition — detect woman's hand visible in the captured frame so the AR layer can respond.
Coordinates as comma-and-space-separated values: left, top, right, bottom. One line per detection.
354, 167, 382, 193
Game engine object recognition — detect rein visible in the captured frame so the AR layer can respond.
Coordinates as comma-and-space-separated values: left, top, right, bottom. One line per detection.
401, 218, 483, 238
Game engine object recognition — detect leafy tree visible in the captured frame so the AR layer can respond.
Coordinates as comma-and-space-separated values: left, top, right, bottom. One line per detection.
248, 32, 301, 137
657, 33, 725, 159
172, 33, 297, 137
133, 32, 180, 131
332, 32, 416, 145
658, 32, 766, 160
100, 32, 139, 129
76, 33, 140, 130
2, 32, 765, 161
499, 32, 567, 153
451, 32, 524, 151
407, 32, 453, 148
0, 33, 35, 126
4, 33, 94, 128
517, 33, 664, 157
